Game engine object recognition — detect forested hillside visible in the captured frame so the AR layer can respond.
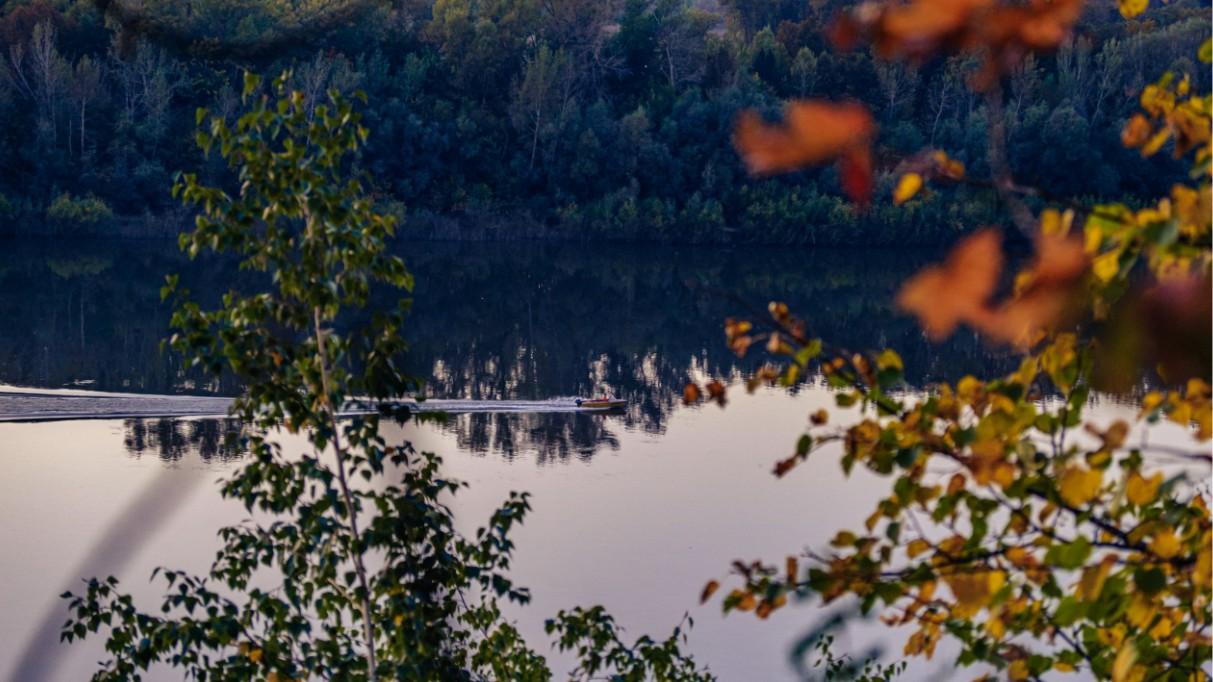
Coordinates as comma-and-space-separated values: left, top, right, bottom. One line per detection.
0, 0, 1207, 242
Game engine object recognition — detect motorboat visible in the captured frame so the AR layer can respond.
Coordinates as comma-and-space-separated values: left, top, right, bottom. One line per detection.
575, 397, 627, 410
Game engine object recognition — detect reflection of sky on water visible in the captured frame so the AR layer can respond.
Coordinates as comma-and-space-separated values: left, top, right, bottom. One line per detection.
2, 385, 1206, 681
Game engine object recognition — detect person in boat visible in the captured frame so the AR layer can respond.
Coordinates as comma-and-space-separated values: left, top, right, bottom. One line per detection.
575, 394, 617, 406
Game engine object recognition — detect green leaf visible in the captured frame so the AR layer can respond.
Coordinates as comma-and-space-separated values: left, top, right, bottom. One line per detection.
1045, 537, 1091, 569
794, 339, 823, 366
796, 434, 813, 456
1054, 596, 1084, 626
1134, 567, 1166, 596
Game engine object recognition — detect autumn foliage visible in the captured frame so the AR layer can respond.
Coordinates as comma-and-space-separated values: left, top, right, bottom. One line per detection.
704, 0, 1213, 678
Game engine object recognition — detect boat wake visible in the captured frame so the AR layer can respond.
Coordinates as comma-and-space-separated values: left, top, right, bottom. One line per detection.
0, 386, 610, 422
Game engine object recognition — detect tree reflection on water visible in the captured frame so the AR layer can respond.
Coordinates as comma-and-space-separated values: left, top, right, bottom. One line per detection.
1, 238, 1018, 461
123, 418, 244, 462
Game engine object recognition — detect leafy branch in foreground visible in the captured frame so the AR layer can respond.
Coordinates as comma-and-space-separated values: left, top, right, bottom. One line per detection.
61, 72, 710, 682
694, 0, 1211, 679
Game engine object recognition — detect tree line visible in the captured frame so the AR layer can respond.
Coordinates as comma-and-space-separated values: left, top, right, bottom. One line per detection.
0, 0, 1207, 244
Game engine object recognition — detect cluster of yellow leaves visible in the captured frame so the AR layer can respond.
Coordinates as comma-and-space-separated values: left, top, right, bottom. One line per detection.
1141, 378, 1213, 440
701, 321, 1212, 677
1122, 67, 1212, 166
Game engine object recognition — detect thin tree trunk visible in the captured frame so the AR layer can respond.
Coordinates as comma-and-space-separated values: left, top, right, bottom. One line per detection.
306, 205, 378, 681
930, 89, 948, 146
529, 110, 541, 172
313, 306, 379, 681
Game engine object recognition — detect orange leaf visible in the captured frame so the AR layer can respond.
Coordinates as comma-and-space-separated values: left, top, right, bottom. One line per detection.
682, 383, 701, 404
977, 233, 1087, 346
839, 145, 874, 205
700, 579, 720, 603
1121, 114, 1151, 148
833, 0, 1082, 90
896, 229, 1003, 340
876, 0, 989, 59
733, 101, 874, 175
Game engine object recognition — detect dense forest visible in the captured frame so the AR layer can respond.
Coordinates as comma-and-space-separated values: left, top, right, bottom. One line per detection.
0, 0, 1207, 243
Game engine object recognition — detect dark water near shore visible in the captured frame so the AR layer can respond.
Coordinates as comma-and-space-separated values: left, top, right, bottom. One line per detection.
0, 237, 1012, 459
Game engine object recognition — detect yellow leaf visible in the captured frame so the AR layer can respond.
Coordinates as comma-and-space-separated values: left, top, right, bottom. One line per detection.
249, 648, 263, 664
832, 530, 858, 547
1169, 399, 1192, 427
865, 509, 882, 532
876, 348, 904, 372
907, 539, 931, 559
1007, 658, 1029, 680
985, 614, 1006, 641
945, 570, 1004, 617
1040, 208, 1074, 237
1054, 660, 1076, 672
1127, 593, 1156, 627
993, 462, 1016, 489
1195, 546, 1211, 587
1086, 449, 1112, 468
893, 172, 924, 205
1188, 378, 1211, 397
919, 580, 936, 602
1126, 472, 1163, 506
1084, 223, 1104, 253
1141, 128, 1171, 156
1006, 547, 1029, 565
1093, 250, 1121, 282
1140, 391, 1165, 415
1078, 556, 1115, 601
1112, 641, 1137, 682
1149, 616, 1174, 639
1150, 529, 1181, 558
957, 375, 985, 404
1059, 467, 1103, 507
1117, 0, 1147, 19
736, 592, 757, 612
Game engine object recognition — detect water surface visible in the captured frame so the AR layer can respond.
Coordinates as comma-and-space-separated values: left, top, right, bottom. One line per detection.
0, 237, 1057, 680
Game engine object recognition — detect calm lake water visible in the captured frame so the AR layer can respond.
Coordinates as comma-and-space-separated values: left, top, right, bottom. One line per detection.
0, 237, 1176, 680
